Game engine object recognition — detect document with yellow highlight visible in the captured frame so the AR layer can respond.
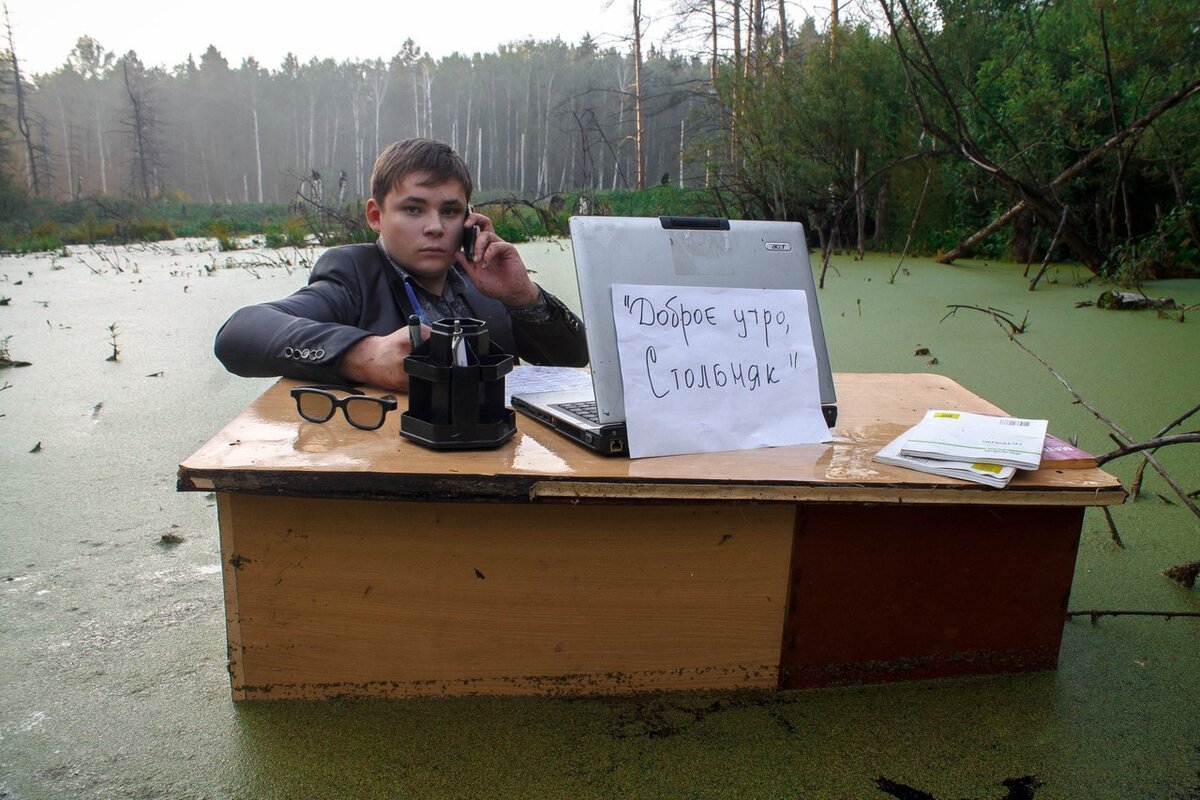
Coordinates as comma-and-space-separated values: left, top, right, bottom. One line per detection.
898, 409, 1049, 471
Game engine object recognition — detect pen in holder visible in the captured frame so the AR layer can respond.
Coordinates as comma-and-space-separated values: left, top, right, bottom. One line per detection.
400, 317, 516, 449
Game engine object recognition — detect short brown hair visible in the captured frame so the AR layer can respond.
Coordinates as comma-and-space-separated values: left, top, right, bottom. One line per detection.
370, 138, 473, 206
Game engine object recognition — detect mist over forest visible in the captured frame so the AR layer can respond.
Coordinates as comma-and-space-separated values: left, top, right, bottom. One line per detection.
2, 0, 1198, 276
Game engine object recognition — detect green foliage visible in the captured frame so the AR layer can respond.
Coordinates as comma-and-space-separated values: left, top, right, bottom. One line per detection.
575, 184, 724, 219
133, 187, 718, 251
262, 219, 311, 248
889, 0, 1200, 273
691, 1, 1200, 274
707, 24, 920, 240
206, 220, 239, 251
473, 186, 724, 242
0, 198, 306, 252
124, 217, 174, 241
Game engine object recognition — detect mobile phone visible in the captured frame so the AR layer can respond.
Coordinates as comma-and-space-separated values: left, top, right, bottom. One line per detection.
462, 208, 478, 260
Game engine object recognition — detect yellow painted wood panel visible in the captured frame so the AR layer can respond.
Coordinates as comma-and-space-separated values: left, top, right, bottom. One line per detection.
223, 495, 796, 698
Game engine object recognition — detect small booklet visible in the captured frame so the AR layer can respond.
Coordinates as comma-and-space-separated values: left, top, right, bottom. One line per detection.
874, 430, 1016, 488
1041, 433, 1098, 469
899, 409, 1049, 471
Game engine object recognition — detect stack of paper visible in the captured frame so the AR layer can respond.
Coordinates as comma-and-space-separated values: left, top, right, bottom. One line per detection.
873, 409, 1049, 489
900, 410, 1049, 470
874, 432, 1016, 488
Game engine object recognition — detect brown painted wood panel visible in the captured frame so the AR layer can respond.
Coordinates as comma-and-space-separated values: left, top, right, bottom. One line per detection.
780, 504, 1084, 688
221, 495, 796, 699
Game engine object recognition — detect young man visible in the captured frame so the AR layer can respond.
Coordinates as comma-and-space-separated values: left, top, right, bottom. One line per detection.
214, 138, 587, 391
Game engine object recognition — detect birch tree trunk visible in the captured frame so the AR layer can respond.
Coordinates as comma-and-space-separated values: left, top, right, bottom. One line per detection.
329, 104, 341, 182
423, 63, 433, 138
370, 59, 390, 164
779, 0, 789, 62
854, 148, 865, 258
307, 87, 316, 170
56, 91, 74, 198
412, 70, 421, 137
252, 105, 264, 203
465, 84, 473, 167
731, 0, 743, 160
350, 79, 364, 198
96, 107, 107, 195
710, 0, 719, 86
830, 0, 839, 60
633, 0, 645, 189
679, 119, 685, 188
613, 68, 627, 190
540, 72, 555, 197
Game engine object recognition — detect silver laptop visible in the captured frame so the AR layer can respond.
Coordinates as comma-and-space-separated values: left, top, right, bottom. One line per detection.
512, 216, 837, 455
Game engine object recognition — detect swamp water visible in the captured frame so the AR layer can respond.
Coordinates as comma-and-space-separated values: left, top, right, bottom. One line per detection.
0, 239, 1197, 799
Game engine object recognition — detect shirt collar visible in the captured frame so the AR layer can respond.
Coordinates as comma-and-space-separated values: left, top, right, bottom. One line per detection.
375, 237, 464, 299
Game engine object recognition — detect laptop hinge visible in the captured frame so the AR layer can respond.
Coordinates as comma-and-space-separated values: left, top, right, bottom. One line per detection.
658, 216, 730, 231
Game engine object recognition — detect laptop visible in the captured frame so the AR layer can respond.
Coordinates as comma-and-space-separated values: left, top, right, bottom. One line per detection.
511, 216, 837, 456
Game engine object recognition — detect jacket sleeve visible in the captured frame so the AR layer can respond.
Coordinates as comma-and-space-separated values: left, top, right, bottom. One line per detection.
213, 249, 375, 384
510, 288, 590, 367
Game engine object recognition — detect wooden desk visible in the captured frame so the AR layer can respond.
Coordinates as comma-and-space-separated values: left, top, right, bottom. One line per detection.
178, 373, 1124, 699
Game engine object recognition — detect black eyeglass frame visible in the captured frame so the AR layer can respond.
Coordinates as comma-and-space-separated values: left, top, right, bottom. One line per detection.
289, 384, 398, 431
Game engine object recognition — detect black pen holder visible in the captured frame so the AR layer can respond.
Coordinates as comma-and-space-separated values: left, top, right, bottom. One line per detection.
400, 317, 516, 449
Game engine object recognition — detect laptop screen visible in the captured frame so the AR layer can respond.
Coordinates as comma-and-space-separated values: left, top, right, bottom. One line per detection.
568, 216, 836, 423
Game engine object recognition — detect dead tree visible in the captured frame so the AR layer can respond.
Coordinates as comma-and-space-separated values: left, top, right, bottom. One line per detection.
4, 2, 41, 195
121, 58, 160, 202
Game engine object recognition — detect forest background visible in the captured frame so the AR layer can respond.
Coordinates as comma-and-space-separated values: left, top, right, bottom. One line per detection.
1, 0, 1198, 284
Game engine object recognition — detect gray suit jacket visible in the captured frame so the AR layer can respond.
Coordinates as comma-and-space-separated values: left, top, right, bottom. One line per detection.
214, 243, 587, 384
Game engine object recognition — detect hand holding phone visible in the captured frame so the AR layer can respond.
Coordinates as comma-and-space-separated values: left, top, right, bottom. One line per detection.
462, 207, 478, 261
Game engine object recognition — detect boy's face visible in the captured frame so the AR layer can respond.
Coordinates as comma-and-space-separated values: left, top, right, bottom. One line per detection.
365, 172, 468, 291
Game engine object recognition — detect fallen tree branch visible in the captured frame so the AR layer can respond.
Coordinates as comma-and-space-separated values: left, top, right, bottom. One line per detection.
1097, 433, 1200, 464
940, 304, 1027, 335
978, 313, 1200, 520
1068, 609, 1200, 623
947, 303, 1200, 590
1131, 403, 1200, 496
1101, 506, 1124, 548
889, 164, 932, 284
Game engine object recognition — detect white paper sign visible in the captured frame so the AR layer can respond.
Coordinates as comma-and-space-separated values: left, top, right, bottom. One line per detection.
612, 284, 831, 458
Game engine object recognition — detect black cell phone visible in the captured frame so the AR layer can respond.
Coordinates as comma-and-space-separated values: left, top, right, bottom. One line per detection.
461, 224, 478, 260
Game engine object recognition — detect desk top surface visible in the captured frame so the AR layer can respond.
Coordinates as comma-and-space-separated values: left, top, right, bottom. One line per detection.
178, 373, 1124, 506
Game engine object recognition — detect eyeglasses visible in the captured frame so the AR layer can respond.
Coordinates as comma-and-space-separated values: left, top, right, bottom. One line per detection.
289, 385, 398, 431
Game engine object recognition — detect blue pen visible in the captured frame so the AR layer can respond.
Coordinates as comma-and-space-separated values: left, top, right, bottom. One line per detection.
402, 278, 430, 326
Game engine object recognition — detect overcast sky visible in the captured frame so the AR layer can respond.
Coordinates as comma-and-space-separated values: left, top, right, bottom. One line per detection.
5, 0, 710, 76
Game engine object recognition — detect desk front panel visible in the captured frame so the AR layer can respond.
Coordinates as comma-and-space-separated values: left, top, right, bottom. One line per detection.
219, 494, 796, 699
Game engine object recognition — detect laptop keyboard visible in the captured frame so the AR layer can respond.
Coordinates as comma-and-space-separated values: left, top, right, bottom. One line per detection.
552, 400, 601, 424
